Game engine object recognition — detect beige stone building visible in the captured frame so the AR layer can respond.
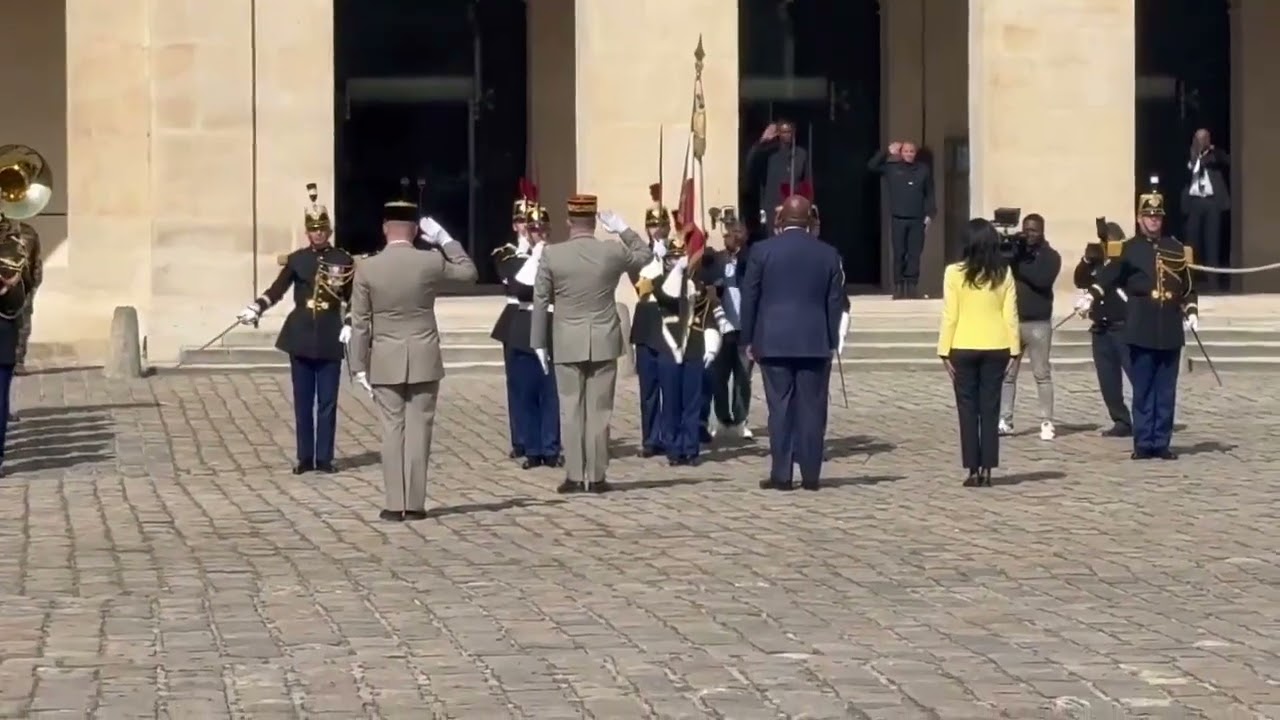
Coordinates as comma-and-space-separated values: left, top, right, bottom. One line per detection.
5, 0, 1279, 364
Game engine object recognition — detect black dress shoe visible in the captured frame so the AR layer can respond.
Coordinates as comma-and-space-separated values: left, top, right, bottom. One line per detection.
556, 479, 583, 494
588, 480, 612, 494
1153, 449, 1178, 460
521, 456, 544, 470
640, 447, 660, 458
667, 457, 684, 467
403, 510, 429, 521
978, 468, 993, 487
315, 462, 337, 474
1130, 450, 1152, 460
800, 480, 820, 491
758, 478, 792, 490
1101, 424, 1133, 437
543, 455, 564, 468
508, 448, 524, 460
963, 470, 980, 487
379, 509, 404, 522
292, 462, 314, 475
684, 455, 701, 467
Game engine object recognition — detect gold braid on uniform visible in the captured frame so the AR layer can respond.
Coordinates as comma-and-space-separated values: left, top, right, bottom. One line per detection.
1152, 244, 1192, 305
310, 258, 354, 316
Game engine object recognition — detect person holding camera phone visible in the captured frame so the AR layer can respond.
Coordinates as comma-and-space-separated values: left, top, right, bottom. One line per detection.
998, 214, 1062, 440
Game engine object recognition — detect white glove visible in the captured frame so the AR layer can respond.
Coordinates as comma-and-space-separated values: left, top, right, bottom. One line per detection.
236, 305, 260, 325
338, 325, 352, 344
535, 348, 550, 374
418, 216, 455, 246
837, 311, 849, 355
598, 211, 629, 234
1073, 293, 1093, 314
652, 241, 667, 259
673, 255, 689, 271
703, 329, 721, 367
1184, 314, 1199, 332
354, 371, 373, 396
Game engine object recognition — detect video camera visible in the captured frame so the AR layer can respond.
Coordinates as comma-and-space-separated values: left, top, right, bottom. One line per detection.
991, 207, 1026, 257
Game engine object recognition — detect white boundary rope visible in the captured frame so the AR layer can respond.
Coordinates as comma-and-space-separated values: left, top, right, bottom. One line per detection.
1189, 262, 1280, 274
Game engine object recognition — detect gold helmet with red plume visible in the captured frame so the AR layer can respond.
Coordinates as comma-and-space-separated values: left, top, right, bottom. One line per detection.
512, 178, 538, 221
644, 183, 671, 229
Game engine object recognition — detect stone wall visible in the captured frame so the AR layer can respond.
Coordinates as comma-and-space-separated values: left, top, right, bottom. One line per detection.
59, 0, 331, 363
969, 0, 1136, 294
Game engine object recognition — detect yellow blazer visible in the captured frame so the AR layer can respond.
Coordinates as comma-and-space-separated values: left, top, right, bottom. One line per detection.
936, 263, 1021, 356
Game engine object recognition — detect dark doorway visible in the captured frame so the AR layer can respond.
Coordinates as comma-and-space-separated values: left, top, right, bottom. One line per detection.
739, 0, 881, 288
334, 0, 527, 286
1135, 0, 1231, 284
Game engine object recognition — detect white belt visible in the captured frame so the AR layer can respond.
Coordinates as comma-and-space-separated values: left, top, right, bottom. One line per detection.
517, 302, 553, 312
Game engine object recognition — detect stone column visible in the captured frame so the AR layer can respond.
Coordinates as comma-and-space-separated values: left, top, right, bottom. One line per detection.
63, 0, 156, 350
146, 1, 257, 362
969, 0, 1135, 293
573, 0, 739, 300
1232, 0, 1280, 292
527, 0, 578, 238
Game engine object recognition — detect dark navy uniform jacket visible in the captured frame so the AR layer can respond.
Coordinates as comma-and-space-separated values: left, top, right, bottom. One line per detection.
256, 244, 354, 361
492, 249, 551, 354
1089, 234, 1199, 351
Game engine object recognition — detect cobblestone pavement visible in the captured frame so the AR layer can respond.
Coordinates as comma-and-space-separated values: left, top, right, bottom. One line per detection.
2, 364, 1279, 719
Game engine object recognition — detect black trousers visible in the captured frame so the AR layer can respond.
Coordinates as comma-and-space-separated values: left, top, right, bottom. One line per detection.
1183, 196, 1224, 289
1091, 327, 1131, 428
890, 216, 926, 283
950, 349, 1009, 470
711, 331, 753, 426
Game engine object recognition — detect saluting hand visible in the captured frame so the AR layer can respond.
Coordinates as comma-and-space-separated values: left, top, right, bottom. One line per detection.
598, 211, 628, 235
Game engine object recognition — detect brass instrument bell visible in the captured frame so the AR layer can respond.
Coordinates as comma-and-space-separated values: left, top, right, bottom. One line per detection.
0, 145, 53, 221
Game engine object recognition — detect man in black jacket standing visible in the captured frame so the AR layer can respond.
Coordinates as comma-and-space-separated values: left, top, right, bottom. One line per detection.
867, 141, 935, 298
998, 214, 1062, 441
744, 121, 808, 236
1074, 222, 1132, 437
1181, 128, 1229, 291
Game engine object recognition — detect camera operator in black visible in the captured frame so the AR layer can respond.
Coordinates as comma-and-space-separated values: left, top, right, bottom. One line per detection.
1074, 222, 1132, 437
998, 214, 1062, 441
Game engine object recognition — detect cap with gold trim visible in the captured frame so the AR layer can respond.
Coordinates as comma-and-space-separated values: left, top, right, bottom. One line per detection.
567, 194, 597, 217
303, 182, 332, 232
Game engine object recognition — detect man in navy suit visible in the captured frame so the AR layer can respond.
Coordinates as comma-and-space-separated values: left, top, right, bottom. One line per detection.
740, 195, 846, 491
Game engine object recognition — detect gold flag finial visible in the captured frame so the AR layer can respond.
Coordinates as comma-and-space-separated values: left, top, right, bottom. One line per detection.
690, 37, 707, 162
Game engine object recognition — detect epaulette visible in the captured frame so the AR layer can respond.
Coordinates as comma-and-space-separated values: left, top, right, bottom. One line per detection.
491, 243, 518, 261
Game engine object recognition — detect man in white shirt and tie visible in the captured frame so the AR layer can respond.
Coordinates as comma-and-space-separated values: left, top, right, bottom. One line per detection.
1182, 128, 1230, 291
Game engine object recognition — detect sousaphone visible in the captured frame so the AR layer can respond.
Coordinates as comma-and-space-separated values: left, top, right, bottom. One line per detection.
0, 145, 53, 319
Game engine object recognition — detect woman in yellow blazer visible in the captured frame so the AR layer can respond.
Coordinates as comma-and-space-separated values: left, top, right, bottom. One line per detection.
937, 219, 1021, 486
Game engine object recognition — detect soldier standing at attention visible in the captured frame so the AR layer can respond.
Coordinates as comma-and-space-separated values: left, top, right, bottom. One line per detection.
494, 201, 564, 470
349, 195, 477, 521
236, 184, 354, 474
491, 181, 536, 461
629, 183, 672, 458
530, 196, 651, 494
11, 221, 39, 376
1084, 178, 1199, 460
1074, 221, 1133, 437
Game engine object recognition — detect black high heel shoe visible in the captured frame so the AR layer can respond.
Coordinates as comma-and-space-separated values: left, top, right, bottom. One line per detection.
963, 469, 980, 487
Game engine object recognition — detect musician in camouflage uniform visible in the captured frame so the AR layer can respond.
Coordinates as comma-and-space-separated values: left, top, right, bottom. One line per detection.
11, 221, 39, 376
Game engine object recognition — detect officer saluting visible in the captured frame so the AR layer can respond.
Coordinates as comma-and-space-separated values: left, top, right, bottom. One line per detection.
491, 181, 536, 461
1086, 177, 1199, 460
237, 183, 355, 474
493, 197, 563, 470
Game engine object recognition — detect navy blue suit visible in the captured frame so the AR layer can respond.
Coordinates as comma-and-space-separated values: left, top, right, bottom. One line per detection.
740, 228, 845, 488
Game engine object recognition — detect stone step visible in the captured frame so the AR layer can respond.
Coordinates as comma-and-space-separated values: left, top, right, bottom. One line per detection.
167, 360, 507, 375
181, 344, 501, 366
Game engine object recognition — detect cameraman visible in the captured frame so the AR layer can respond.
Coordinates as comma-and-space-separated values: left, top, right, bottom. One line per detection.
1073, 222, 1131, 437
998, 214, 1061, 440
